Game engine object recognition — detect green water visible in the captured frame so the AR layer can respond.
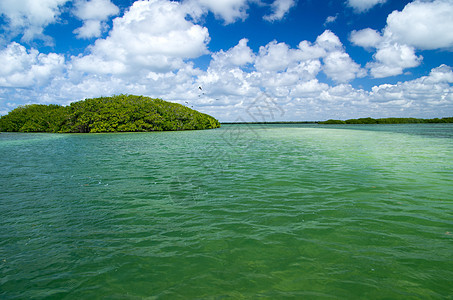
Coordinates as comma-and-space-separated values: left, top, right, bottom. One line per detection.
1, 124, 452, 299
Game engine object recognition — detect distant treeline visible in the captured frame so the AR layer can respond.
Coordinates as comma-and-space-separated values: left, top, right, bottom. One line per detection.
221, 121, 317, 124
319, 117, 453, 124
0, 95, 220, 133
222, 117, 453, 125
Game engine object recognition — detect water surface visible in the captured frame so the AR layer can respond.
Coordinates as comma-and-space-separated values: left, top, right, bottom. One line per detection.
1, 124, 452, 298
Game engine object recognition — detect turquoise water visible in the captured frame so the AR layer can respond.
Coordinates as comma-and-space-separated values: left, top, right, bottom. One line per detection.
1, 124, 452, 299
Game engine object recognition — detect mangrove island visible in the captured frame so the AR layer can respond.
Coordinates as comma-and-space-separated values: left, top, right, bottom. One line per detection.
0, 95, 220, 133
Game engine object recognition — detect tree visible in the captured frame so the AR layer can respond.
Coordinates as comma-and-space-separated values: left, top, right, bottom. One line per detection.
0, 95, 220, 133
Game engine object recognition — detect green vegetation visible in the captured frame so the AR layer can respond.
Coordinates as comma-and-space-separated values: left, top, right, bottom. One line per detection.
222, 117, 453, 125
0, 95, 220, 133
319, 117, 453, 124
221, 121, 317, 124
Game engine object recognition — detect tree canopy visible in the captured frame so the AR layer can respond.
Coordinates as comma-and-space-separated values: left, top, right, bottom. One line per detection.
0, 95, 220, 133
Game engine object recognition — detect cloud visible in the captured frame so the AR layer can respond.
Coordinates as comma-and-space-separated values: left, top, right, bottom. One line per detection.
0, 0, 69, 43
194, 41, 452, 120
347, 0, 387, 13
264, 0, 296, 22
71, 0, 210, 74
0, 42, 65, 88
72, 0, 119, 20
315, 30, 365, 82
370, 65, 453, 109
290, 79, 328, 98
185, 0, 249, 24
184, 0, 296, 24
252, 30, 364, 83
255, 41, 298, 72
1, 6, 451, 123
73, 0, 119, 39
252, 59, 323, 99
384, 0, 453, 50
37, 63, 453, 121
196, 39, 259, 101
196, 37, 323, 105
196, 30, 364, 109
424, 64, 453, 84
367, 43, 422, 78
286, 65, 453, 120
323, 51, 365, 82
315, 30, 342, 51
324, 15, 337, 26
73, 20, 105, 39
351, 0, 453, 78
210, 38, 255, 69
297, 41, 326, 60
350, 28, 422, 78
350, 28, 382, 49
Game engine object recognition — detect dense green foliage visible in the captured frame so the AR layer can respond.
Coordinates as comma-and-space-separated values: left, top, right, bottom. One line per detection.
319, 117, 453, 124
0, 95, 220, 133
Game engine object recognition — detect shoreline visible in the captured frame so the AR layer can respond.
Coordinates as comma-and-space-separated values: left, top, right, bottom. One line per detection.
221, 117, 453, 125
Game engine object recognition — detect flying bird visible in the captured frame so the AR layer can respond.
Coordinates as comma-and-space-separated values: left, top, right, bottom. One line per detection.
198, 86, 203, 91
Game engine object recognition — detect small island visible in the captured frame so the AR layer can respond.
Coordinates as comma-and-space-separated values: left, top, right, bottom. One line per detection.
0, 95, 220, 133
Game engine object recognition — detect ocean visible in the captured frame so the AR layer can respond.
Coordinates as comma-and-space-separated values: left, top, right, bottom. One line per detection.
1, 124, 452, 298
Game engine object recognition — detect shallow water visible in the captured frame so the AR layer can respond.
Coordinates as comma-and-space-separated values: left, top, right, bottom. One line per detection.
1, 124, 452, 298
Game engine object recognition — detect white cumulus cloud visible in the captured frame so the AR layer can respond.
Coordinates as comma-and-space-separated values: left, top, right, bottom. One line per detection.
424, 64, 453, 84
351, 0, 453, 78
370, 65, 453, 110
71, 0, 210, 74
323, 51, 365, 83
210, 38, 255, 69
253, 30, 364, 83
0, 0, 70, 42
315, 30, 342, 51
264, 0, 296, 22
290, 79, 328, 98
350, 28, 382, 49
185, 0, 249, 24
347, 0, 387, 13
73, 0, 119, 39
384, 0, 453, 50
255, 41, 299, 72
0, 42, 65, 88
367, 43, 422, 78
316, 30, 365, 82
324, 15, 337, 26
184, 0, 296, 24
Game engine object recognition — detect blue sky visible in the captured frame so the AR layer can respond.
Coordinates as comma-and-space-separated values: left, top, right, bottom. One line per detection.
1, 0, 452, 121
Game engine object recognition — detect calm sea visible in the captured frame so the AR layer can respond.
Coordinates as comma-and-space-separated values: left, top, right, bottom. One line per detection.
1, 124, 452, 298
